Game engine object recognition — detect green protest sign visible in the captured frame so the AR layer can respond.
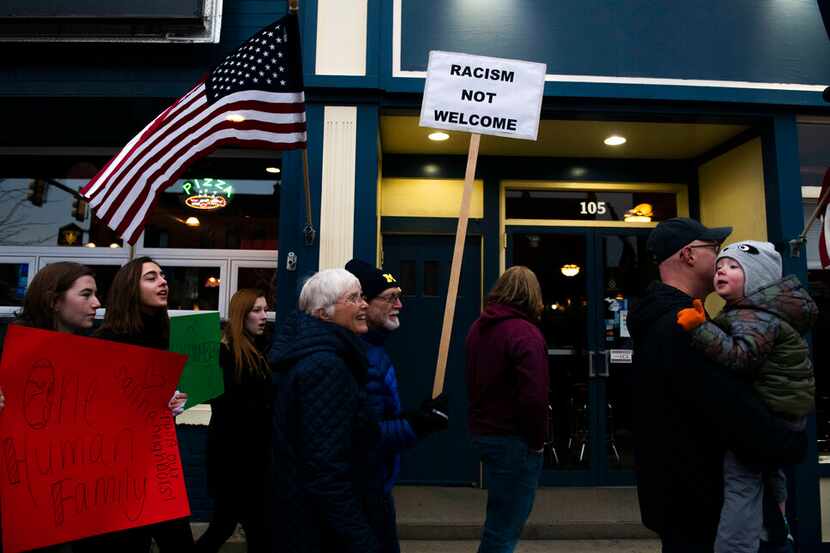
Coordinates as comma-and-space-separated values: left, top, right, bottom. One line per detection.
169, 312, 224, 409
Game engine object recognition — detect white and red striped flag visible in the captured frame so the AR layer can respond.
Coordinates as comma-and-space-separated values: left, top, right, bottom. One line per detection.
81, 13, 307, 244
819, 168, 830, 269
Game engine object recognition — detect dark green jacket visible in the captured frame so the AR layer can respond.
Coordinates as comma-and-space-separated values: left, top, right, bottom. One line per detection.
691, 275, 818, 418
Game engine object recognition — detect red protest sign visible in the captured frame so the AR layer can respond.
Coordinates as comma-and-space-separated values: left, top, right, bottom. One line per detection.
0, 325, 190, 553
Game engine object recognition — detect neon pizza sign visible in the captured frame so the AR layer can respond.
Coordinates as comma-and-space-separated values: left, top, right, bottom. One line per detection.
182, 178, 233, 211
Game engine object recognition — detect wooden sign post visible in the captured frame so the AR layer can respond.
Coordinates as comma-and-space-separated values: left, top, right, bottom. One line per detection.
419, 51, 546, 396
432, 132, 480, 397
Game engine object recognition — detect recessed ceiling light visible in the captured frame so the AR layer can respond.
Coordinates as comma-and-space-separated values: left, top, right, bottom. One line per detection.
266, 167, 281, 174
227, 114, 246, 122
428, 131, 450, 141
604, 135, 626, 146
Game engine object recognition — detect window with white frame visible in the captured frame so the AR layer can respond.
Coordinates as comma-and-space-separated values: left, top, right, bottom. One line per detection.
0, 256, 35, 316
230, 259, 278, 320
0, 151, 281, 321
38, 256, 128, 312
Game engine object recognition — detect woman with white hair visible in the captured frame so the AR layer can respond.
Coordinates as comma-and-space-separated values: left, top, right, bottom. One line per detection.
269, 269, 387, 553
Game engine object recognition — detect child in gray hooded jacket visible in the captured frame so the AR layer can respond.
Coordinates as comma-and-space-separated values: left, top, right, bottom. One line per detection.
677, 240, 817, 553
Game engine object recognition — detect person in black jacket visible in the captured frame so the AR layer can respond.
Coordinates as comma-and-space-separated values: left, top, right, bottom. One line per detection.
269, 268, 386, 553
628, 218, 807, 553
196, 289, 272, 553
78, 256, 192, 553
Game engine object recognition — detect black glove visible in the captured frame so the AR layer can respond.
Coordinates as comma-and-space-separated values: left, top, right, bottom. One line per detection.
404, 393, 449, 438
421, 392, 449, 418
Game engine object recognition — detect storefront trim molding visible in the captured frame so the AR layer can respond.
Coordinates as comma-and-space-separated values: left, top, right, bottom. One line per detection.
314, 0, 368, 77
301, 0, 381, 89
318, 105, 358, 269
504, 219, 657, 229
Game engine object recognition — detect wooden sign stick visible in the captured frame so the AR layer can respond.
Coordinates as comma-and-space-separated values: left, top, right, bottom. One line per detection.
432, 132, 481, 397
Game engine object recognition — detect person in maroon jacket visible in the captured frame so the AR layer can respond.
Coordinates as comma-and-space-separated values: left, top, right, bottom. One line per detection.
464, 265, 549, 553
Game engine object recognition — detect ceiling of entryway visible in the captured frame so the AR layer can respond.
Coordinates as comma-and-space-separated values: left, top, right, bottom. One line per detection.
380, 116, 749, 159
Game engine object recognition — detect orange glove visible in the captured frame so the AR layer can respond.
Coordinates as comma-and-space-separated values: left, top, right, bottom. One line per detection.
676, 299, 706, 331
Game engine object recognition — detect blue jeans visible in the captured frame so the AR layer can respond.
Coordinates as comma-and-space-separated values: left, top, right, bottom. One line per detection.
473, 435, 543, 553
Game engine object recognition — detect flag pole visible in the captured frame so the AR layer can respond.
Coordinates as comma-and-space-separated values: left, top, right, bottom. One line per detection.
302, 148, 316, 245
287, 0, 315, 244
432, 132, 480, 398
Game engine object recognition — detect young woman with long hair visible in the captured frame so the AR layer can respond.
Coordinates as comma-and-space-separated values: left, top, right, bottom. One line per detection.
96, 255, 170, 348
196, 289, 271, 553
14, 261, 101, 333
84, 256, 193, 553
464, 265, 549, 553
0, 262, 101, 553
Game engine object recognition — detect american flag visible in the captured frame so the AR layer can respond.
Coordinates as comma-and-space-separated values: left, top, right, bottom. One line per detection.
81, 13, 307, 244
819, 168, 830, 269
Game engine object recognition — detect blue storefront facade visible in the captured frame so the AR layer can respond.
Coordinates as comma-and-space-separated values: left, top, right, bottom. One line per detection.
2, 0, 830, 548
277, 1, 830, 549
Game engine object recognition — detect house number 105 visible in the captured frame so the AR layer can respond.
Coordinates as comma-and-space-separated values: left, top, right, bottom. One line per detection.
580, 201, 607, 215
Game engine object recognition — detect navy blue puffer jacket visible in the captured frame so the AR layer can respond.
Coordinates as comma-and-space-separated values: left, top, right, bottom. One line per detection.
270, 311, 386, 553
362, 330, 417, 495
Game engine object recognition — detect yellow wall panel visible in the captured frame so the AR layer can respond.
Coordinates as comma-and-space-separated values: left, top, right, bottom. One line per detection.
698, 137, 767, 313
698, 138, 767, 243
381, 178, 484, 218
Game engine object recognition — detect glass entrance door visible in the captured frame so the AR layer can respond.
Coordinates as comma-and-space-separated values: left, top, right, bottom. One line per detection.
597, 230, 659, 484
507, 227, 657, 485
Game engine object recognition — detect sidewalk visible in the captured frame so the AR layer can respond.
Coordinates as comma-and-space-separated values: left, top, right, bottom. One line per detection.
394, 485, 656, 540
190, 531, 660, 553
189, 485, 657, 551
399, 540, 660, 553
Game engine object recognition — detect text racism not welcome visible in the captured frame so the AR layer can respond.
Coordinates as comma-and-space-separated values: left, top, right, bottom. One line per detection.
420, 51, 546, 141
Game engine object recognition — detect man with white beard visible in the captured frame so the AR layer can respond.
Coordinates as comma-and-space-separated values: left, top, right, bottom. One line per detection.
345, 259, 449, 553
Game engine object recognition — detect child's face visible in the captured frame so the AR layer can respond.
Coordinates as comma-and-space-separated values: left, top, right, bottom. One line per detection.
714, 257, 745, 302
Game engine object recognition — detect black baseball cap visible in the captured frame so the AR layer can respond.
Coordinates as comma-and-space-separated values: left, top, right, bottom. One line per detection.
345, 259, 399, 301
647, 217, 732, 264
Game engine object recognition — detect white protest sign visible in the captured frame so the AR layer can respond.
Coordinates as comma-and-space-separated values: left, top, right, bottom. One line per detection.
419, 51, 546, 141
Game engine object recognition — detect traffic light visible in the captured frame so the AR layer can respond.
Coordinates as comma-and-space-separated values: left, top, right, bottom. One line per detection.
71, 194, 87, 222
26, 179, 47, 207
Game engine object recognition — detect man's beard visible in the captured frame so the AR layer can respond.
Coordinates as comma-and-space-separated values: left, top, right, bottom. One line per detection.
383, 315, 400, 331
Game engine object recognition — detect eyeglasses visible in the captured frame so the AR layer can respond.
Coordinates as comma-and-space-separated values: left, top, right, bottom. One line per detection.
687, 243, 720, 253
338, 292, 367, 305
375, 292, 402, 305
